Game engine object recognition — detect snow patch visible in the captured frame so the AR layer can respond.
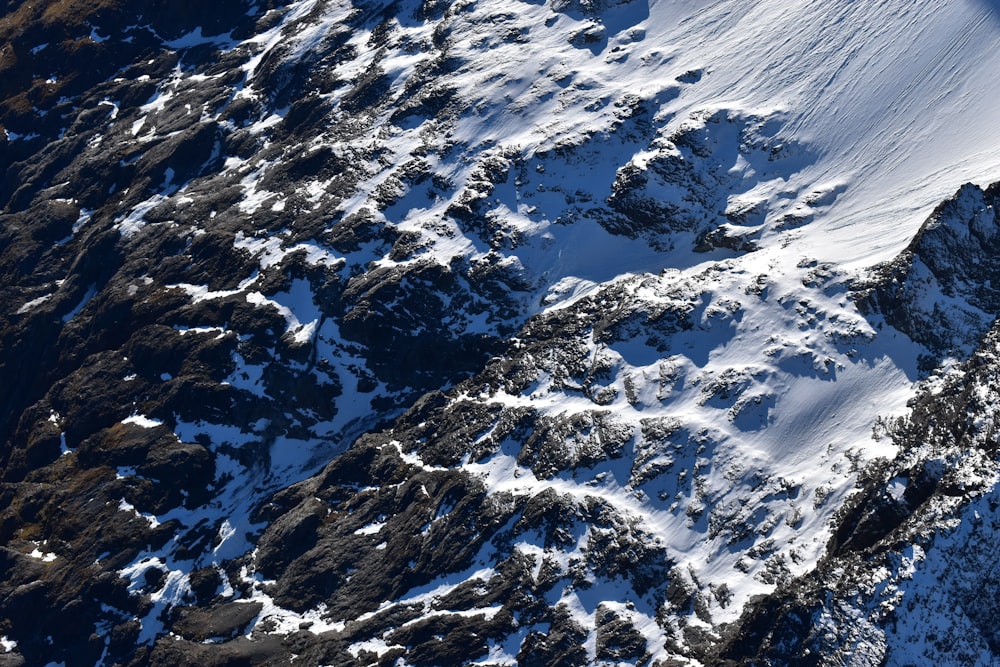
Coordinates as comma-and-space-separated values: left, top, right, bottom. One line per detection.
17, 294, 53, 314
122, 414, 164, 429
61, 285, 97, 323
115, 194, 169, 238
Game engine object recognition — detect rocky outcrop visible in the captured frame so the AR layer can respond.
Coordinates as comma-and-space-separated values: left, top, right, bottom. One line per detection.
857, 182, 1000, 366
714, 286, 1000, 666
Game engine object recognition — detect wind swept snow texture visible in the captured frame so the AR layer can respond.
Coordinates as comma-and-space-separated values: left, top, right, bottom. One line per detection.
2, 0, 1000, 664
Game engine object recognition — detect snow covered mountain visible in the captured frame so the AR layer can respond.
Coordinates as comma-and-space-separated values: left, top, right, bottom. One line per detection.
3, 0, 1000, 664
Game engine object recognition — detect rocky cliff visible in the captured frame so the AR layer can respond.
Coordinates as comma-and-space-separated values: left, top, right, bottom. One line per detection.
4, 0, 1000, 665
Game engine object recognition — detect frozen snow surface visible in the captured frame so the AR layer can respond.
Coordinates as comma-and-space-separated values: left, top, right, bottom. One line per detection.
643, 0, 1000, 268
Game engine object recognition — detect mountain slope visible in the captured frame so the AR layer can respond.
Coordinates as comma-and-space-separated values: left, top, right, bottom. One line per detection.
2, 0, 1000, 665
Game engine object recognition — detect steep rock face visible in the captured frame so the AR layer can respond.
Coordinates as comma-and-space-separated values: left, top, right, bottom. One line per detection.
2, 0, 1000, 666
857, 182, 1000, 367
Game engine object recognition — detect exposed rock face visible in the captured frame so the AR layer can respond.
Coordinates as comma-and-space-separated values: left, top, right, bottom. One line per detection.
2, 0, 1000, 666
857, 182, 1000, 367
